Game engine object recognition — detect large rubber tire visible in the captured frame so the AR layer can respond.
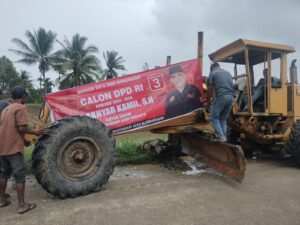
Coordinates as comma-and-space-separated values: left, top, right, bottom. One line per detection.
32, 116, 115, 198
288, 120, 300, 167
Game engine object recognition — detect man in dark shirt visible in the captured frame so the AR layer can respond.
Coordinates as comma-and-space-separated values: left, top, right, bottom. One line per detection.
0, 89, 10, 113
0, 90, 10, 201
0, 100, 9, 113
165, 65, 203, 119
207, 62, 235, 142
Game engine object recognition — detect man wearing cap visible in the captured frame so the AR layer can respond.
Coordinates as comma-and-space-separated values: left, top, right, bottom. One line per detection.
207, 62, 235, 142
0, 86, 45, 214
165, 65, 203, 119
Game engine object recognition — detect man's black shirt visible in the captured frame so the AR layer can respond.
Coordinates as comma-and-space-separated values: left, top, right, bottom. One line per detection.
0, 100, 9, 114
165, 84, 202, 119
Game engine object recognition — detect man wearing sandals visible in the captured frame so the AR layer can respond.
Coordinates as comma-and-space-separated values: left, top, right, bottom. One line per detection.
0, 86, 45, 214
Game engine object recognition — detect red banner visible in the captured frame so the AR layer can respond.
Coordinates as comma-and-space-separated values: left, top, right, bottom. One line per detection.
45, 59, 204, 134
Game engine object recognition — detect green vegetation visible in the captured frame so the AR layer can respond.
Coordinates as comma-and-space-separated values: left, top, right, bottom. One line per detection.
103, 51, 126, 80
24, 145, 34, 173
0, 27, 127, 101
114, 131, 168, 164
10, 28, 57, 95
116, 139, 151, 165
55, 34, 101, 89
0, 56, 22, 98
24, 132, 167, 173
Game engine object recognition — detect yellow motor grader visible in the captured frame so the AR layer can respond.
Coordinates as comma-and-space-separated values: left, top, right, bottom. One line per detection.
209, 39, 300, 162
25, 32, 248, 198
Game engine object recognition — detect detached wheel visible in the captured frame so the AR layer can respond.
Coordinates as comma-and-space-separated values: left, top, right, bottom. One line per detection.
32, 116, 115, 198
288, 120, 300, 167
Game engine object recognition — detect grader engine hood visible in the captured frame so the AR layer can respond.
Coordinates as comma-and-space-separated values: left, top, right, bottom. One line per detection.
45, 59, 204, 134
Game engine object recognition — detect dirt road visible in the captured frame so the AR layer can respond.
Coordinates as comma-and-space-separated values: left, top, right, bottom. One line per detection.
1, 156, 300, 225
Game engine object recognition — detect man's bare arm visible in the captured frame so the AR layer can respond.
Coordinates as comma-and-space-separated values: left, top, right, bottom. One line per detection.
18, 125, 47, 136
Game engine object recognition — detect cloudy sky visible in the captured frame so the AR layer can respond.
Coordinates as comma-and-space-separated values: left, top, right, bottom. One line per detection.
1, 0, 300, 88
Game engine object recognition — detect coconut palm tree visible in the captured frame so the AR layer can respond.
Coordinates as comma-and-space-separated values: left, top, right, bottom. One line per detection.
55, 34, 101, 89
10, 28, 57, 95
103, 51, 125, 80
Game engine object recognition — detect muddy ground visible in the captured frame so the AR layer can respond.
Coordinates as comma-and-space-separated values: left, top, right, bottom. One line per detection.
1, 156, 300, 225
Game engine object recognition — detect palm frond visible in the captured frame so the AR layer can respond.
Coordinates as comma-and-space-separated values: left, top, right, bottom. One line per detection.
85, 45, 99, 54
11, 38, 36, 55
15, 58, 37, 65
103, 50, 126, 79
9, 49, 38, 61
58, 73, 74, 89
55, 33, 101, 88
25, 30, 41, 55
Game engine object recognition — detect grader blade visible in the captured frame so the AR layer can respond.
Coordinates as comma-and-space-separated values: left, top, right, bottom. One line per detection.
180, 133, 246, 182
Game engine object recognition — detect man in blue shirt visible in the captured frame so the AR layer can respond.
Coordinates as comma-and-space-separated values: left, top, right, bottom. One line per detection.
207, 62, 235, 142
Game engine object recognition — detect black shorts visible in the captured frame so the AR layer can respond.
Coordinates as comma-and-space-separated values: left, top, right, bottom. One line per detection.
0, 152, 26, 183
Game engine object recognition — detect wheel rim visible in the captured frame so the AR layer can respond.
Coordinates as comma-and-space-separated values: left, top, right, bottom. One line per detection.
57, 136, 102, 181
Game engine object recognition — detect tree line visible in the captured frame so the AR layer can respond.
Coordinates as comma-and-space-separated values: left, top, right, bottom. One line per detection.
0, 27, 126, 102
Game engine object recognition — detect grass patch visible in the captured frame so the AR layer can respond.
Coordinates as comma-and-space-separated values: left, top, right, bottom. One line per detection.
24, 132, 167, 172
24, 145, 34, 162
116, 139, 151, 165
115, 132, 167, 165
24, 145, 34, 173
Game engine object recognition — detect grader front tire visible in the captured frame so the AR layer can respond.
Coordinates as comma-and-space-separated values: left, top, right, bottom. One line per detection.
32, 116, 115, 198
288, 120, 300, 167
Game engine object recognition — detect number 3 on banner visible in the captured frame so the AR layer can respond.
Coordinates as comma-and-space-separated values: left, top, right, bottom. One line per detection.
148, 74, 165, 91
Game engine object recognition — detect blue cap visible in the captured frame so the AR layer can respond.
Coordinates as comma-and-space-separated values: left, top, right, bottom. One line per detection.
11, 86, 28, 99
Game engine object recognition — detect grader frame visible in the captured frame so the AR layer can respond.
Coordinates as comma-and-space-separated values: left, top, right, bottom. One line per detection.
25, 32, 247, 198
